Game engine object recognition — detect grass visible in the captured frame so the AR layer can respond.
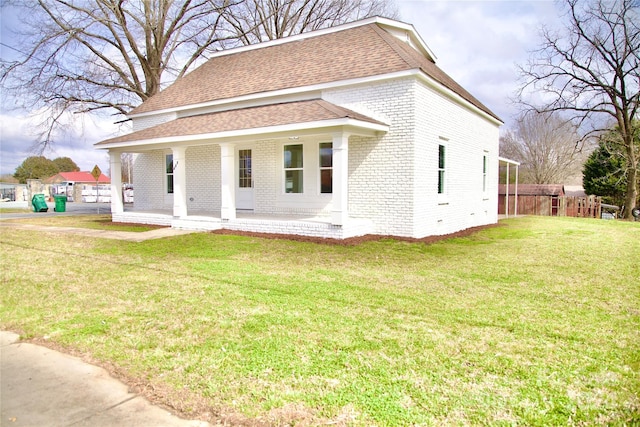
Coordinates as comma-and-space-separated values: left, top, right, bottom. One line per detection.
1, 216, 638, 425
0, 208, 31, 213
1, 214, 162, 232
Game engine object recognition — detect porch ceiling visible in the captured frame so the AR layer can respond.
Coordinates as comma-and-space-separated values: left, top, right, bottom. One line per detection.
96, 99, 388, 151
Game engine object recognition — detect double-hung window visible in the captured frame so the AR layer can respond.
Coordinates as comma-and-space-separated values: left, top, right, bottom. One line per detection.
482, 154, 488, 193
438, 144, 446, 194
319, 142, 332, 194
284, 144, 303, 193
165, 154, 174, 194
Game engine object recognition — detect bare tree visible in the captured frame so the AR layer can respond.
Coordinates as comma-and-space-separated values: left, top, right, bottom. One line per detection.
221, 0, 398, 45
1, 0, 236, 149
518, 0, 639, 218
1, 0, 397, 152
500, 112, 586, 184
121, 152, 135, 184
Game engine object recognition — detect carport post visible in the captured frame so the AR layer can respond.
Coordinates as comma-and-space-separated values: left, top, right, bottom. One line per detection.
505, 162, 510, 218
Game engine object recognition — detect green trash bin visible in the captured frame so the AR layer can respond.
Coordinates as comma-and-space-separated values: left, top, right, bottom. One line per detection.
54, 195, 67, 212
31, 194, 48, 212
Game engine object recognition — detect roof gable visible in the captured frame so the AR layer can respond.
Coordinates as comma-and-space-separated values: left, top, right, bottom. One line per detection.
130, 19, 500, 122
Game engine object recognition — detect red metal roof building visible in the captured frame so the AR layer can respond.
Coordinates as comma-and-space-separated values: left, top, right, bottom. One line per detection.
46, 171, 110, 184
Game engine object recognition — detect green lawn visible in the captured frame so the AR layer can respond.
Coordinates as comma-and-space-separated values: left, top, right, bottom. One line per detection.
1, 216, 638, 425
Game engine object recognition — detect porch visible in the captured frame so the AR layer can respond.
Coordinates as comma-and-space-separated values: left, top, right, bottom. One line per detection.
113, 207, 375, 239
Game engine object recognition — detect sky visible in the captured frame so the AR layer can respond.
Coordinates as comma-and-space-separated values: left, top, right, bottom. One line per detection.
0, 0, 564, 178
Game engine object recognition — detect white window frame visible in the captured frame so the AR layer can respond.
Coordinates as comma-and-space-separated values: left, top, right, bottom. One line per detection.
165, 153, 174, 194
438, 143, 446, 195
437, 138, 449, 205
319, 142, 333, 194
482, 152, 488, 195
283, 143, 304, 194
238, 149, 252, 189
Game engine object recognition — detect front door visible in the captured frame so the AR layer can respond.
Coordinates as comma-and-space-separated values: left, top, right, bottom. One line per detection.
236, 148, 254, 210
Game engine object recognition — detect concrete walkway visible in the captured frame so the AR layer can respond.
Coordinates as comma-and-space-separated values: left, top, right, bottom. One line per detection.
0, 222, 200, 242
1, 331, 211, 427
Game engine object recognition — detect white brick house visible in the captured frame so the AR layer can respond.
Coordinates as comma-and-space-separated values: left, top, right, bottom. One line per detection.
96, 17, 502, 239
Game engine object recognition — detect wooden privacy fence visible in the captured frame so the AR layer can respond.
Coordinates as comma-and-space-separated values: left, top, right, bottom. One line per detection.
499, 195, 602, 218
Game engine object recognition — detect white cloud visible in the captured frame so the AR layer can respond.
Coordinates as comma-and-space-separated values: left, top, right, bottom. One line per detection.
397, 0, 564, 126
0, 110, 128, 176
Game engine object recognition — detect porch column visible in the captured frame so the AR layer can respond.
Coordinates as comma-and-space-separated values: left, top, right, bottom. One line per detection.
505, 162, 510, 218
220, 143, 236, 220
172, 146, 187, 218
109, 151, 123, 214
331, 132, 349, 225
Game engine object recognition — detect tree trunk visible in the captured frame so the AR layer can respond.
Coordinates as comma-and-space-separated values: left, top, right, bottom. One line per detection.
623, 149, 638, 220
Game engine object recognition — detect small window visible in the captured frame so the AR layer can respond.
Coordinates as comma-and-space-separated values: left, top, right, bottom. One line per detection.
284, 144, 303, 193
438, 144, 445, 194
482, 154, 487, 192
239, 149, 252, 188
319, 142, 332, 194
166, 154, 174, 194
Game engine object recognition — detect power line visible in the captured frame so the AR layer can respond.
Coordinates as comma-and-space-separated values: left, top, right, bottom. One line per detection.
0, 41, 26, 58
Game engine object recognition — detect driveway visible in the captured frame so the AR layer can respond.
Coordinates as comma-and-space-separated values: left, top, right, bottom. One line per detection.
0, 202, 113, 220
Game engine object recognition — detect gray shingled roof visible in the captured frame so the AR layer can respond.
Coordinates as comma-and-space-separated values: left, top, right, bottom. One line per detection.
97, 99, 387, 146
130, 22, 500, 122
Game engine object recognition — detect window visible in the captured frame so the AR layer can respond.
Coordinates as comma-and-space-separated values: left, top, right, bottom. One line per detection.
284, 144, 303, 193
165, 154, 174, 194
438, 144, 445, 194
239, 149, 252, 188
319, 142, 332, 194
482, 154, 488, 192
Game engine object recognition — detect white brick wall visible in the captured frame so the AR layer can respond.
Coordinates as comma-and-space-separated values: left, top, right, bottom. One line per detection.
223, 217, 373, 239
412, 80, 499, 237
325, 78, 417, 237
133, 151, 165, 210
185, 145, 220, 213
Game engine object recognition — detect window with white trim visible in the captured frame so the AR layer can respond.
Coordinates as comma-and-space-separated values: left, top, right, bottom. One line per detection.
284, 144, 303, 193
239, 149, 252, 188
482, 153, 488, 193
165, 154, 174, 194
438, 144, 446, 194
319, 142, 332, 194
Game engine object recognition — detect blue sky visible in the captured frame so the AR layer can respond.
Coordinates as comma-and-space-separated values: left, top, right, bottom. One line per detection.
0, 0, 563, 177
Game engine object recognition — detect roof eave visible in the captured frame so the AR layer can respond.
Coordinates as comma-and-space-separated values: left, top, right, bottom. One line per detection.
95, 118, 389, 151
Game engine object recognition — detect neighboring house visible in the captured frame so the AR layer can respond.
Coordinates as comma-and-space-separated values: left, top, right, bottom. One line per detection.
46, 171, 111, 202
46, 171, 111, 185
96, 17, 502, 239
